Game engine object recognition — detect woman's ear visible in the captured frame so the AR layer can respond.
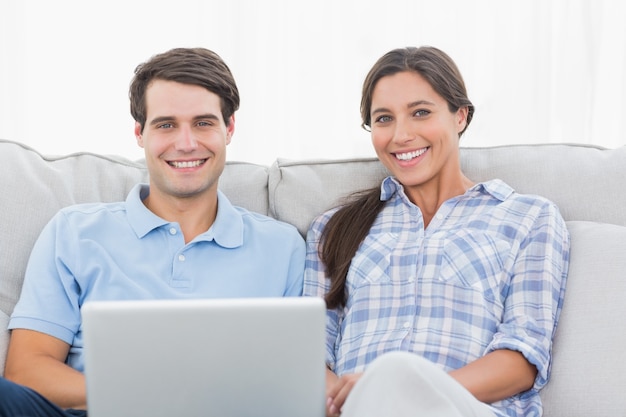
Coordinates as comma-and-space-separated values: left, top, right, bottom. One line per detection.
456, 106, 469, 134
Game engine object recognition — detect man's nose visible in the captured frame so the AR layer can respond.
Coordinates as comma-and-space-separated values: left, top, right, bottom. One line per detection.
175, 126, 198, 151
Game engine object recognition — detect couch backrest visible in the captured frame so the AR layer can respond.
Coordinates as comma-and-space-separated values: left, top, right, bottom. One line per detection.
269, 143, 626, 237
1, 139, 626, 416
2, 139, 626, 330
0, 139, 269, 371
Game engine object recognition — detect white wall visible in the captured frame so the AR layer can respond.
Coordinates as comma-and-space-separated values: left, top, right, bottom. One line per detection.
1, 0, 625, 165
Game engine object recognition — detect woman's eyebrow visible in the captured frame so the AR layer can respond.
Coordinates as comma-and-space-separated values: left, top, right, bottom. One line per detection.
371, 100, 436, 116
407, 100, 435, 108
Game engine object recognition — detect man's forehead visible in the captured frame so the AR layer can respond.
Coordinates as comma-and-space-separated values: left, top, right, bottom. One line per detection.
144, 80, 223, 120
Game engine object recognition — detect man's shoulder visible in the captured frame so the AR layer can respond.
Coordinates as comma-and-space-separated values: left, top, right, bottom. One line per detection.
58, 200, 127, 217
51, 201, 129, 231
234, 206, 302, 237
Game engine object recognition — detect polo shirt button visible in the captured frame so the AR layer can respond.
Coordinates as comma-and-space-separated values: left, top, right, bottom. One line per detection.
178, 254, 185, 262
169, 227, 177, 235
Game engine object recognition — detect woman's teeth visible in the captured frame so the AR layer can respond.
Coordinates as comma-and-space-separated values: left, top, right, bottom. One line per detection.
395, 148, 427, 161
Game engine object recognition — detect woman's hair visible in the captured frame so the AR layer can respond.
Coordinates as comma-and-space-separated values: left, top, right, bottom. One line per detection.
322, 46, 473, 309
361, 46, 474, 134
129, 47, 240, 132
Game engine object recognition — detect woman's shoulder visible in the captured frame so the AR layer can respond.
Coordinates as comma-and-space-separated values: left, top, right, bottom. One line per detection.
307, 187, 383, 236
478, 179, 559, 208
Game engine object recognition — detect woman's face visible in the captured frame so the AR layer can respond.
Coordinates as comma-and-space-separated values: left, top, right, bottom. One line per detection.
369, 71, 468, 196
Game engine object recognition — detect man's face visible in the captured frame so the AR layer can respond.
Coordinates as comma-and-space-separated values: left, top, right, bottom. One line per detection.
135, 79, 234, 203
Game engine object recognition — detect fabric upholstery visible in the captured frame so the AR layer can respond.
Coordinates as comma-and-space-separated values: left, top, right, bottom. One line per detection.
1, 138, 625, 416
540, 220, 626, 416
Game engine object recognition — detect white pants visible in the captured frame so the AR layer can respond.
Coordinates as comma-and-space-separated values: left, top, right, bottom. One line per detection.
341, 351, 496, 417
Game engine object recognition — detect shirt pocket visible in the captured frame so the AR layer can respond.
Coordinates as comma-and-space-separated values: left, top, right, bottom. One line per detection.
429, 230, 511, 302
349, 232, 398, 286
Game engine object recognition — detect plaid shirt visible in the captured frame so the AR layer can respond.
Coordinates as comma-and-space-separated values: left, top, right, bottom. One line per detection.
304, 177, 570, 417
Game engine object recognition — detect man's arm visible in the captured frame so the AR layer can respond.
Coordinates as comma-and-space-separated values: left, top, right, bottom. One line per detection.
449, 349, 537, 403
4, 329, 87, 410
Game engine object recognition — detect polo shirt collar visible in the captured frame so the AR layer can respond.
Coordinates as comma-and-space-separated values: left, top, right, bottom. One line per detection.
206, 190, 244, 248
126, 184, 168, 238
126, 184, 244, 248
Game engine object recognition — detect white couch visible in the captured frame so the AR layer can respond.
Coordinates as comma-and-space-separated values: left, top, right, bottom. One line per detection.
1, 138, 625, 416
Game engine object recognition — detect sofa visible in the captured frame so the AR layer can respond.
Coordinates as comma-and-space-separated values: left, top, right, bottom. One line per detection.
1, 138, 625, 415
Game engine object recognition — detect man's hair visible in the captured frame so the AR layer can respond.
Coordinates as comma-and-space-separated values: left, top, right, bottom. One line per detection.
129, 47, 240, 132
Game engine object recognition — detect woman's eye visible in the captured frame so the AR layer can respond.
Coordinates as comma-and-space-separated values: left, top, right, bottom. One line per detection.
375, 115, 392, 123
414, 109, 430, 117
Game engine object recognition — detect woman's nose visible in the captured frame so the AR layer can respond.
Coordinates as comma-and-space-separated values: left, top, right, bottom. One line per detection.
392, 119, 416, 144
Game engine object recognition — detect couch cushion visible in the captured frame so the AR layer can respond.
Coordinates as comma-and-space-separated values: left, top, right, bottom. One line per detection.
220, 161, 270, 215
540, 221, 626, 417
0, 140, 148, 317
460, 144, 626, 227
269, 144, 626, 239
0, 312, 8, 375
0, 139, 269, 375
268, 158, 389, 236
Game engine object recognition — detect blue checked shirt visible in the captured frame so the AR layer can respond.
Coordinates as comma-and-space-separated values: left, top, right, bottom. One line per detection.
304, 177, 570, 417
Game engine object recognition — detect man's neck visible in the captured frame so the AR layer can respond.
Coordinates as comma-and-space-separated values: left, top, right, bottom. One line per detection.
143, 191, 218, 244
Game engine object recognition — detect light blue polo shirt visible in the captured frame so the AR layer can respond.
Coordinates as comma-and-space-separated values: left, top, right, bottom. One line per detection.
9, 184, 305, 372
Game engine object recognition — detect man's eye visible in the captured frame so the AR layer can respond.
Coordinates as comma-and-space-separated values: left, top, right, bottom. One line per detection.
158, 123, 173, 129
197, 121, 212, 127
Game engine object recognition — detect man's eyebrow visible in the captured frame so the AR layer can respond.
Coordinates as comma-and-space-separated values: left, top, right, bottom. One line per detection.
148, 114, 221, 126
149, 116, 174, 126
193, 113, 221, 122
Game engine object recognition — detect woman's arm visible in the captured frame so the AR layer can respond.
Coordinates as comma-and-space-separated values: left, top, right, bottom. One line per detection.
449, 349, 537, 403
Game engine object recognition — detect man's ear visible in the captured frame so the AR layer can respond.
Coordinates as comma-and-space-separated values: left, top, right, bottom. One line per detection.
226, 114, 235, 145
134, 122, 144, 148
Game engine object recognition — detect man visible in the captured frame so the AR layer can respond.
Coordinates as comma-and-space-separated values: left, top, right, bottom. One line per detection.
0, 47, 305, 416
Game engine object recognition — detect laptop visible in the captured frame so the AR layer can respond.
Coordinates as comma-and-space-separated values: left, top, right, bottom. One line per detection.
82, 297, 327, 417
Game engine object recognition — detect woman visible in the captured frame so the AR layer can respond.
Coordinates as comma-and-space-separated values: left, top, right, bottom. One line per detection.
304, 46, 570, 417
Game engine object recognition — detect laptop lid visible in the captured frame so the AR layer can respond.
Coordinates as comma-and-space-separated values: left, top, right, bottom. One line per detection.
82, 297, 326, 417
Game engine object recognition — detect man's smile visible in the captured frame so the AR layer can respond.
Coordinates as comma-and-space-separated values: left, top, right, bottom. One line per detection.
167, 159, 207, 168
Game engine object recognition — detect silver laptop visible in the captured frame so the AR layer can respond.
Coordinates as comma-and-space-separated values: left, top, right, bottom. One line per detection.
82, 297, 327, 417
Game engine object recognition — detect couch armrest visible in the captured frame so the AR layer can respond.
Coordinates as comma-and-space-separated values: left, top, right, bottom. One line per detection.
0, 310, 9, 376
540, 221, 626, 416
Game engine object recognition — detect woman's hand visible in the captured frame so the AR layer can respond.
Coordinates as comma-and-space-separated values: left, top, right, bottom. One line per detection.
326, 369, 363, 416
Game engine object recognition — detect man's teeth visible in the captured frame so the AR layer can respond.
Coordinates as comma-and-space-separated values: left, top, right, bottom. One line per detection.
396, 148, 427, 161
169, 159, 206, 168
